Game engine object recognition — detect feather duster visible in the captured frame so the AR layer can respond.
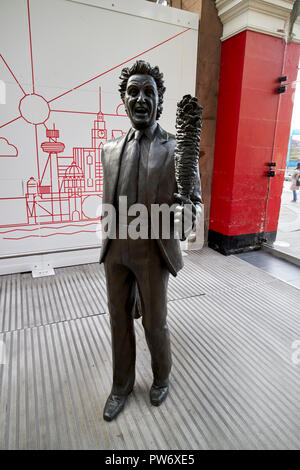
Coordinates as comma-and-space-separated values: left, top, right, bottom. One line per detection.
174, 94, 203, 205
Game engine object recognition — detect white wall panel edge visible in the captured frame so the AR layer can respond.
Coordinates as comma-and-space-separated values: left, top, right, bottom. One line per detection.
67, 0, 199, 30
0, 247, 101, 275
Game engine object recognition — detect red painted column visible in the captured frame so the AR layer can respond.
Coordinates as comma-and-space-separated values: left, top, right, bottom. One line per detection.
208, 30, 300, 254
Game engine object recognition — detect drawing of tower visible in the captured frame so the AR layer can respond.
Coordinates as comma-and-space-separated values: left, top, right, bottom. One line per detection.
41, 125, 65, 221
73, 88, 105, 195
25, 177, 38, 224
91, 88, 107, 148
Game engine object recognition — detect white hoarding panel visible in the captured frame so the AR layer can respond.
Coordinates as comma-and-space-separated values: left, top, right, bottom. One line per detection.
0, 0, 198, 263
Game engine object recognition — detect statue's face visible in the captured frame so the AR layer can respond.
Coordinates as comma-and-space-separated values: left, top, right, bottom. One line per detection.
124, 74, 159, 129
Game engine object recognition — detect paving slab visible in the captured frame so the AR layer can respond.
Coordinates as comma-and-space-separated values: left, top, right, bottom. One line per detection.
273, 181, 300, 262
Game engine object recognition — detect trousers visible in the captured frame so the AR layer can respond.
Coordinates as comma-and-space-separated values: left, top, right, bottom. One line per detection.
292, 189, 297, 201
104, 236, 172, 395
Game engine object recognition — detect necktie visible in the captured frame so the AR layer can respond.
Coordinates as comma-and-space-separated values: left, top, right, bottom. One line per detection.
119, 130, 142, 206
137, 134, 150, 208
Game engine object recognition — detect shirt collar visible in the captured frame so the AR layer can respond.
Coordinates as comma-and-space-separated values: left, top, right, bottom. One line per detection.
128, 122, 158, 142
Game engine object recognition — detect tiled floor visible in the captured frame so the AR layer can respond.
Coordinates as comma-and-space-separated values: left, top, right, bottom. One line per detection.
236, 250, 300, 289
0, 248, 299, 449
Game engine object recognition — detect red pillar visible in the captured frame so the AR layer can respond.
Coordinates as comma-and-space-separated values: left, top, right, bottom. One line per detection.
208, 29, 300, 254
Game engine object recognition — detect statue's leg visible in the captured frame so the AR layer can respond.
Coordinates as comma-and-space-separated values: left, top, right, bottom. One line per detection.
132, 239, 172, 387
104, 240, 137, 396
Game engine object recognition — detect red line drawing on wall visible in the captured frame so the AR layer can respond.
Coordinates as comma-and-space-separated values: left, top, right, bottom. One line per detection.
27, 0, 35, 94
0, 0, 190, 239
0, 116, 22, 130
47, 27, 190, 104
3, 88, 127, 230
3, 229, 102, 240
116, 103, 126, 116
34, 124, 40, 181
24, 103, 110, 226
19, 93, 50, 125
51, 109, 99, 116
0, 137, 18, 157
0, 54, 26, 96
0, 222, 97, 234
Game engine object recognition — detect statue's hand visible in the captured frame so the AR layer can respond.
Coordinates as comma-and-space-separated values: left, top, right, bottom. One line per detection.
174, 204, 192, 240
174, 201, 203, 240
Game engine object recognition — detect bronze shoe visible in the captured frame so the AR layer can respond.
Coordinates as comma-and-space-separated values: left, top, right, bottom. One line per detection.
103, 393, 129, 422
150, 384, 169, 406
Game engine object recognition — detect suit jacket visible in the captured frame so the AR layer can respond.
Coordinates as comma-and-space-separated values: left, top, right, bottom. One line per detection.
99, 124, 202, 277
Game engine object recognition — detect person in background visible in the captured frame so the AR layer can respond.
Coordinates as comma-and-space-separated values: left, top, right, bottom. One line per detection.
290, 162, 300, 202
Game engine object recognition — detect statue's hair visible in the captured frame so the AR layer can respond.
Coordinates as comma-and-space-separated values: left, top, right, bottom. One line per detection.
119, 60, 165, 120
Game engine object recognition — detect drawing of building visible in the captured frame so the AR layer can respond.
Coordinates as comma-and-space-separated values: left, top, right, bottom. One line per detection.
25, 90, 127, 225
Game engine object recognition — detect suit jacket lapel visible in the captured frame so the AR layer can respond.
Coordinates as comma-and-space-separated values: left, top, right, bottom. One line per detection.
147, 125, 169, 206
106, 134, 127, 205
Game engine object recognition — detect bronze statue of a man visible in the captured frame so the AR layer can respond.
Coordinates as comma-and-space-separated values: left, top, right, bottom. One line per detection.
99, 60, 202, 421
